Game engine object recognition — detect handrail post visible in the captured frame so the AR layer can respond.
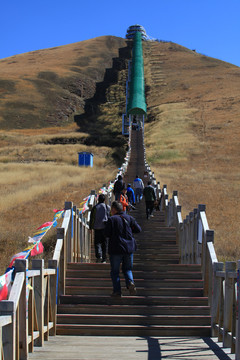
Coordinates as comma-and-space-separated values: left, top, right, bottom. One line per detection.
236, 260, 240, 360
57, 227, 65, 297
193, 209, 198, 263
15, 259, 28, 359
48, 259, 58, 336
211, 262, 224, 337
32, 259, 44, 347
73, 205, 77, 262
204, 230, 214, 297
76, 209, 80, 262
189, 212, 194, 263
186, 215, 190, 264
223, 261, 236, 349
0, 300, 15, 360
65, 201, 73, 262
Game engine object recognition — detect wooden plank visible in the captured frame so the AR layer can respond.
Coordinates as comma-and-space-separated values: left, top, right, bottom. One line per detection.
32, 259, 44, 347
0, 315, 11, 327
223, 262, 236, 348
8, 272, 25, 308
0, 301, 15, 360
236, 260, 240, 360
211, 262, 224, 337
15, 259, 28, 360
27, 335, 235, 360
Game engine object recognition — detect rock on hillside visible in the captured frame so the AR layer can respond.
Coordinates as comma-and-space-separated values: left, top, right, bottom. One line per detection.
0, 36, 127, 129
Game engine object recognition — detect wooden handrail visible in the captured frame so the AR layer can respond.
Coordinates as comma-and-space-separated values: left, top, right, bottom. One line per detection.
157, 180, 239, 359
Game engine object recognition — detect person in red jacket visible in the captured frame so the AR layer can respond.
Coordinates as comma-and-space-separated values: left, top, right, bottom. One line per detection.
119, 187, 129, 213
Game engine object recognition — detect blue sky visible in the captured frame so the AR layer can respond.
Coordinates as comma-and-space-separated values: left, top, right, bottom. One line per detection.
1, 0, 240, 67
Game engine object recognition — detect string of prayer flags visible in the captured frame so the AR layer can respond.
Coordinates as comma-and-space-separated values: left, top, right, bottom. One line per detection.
0, 270, 13, 301
8, 250, 30, 268
79, 195, 91, 214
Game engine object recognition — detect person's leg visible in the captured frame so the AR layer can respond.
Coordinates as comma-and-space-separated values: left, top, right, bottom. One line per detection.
145, 201, 150, 219
149, 201, 154, 216
136, 188, 140, 203
94, 230, 102, 261
109, 254, 122, 294
99, 229, 107, 262
115, 192, 120, 201
122, 253, 134, 286
122, 253, 136, 295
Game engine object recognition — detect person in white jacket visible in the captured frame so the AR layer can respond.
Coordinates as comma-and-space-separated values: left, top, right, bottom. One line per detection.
133, 175, 144, 203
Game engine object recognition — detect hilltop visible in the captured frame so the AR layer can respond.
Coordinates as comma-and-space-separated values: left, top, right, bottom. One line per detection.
0, 36, 239, 272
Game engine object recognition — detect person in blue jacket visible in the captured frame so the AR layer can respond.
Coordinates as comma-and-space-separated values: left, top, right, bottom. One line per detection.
127, 183, 135, 205
104, 201, 141, 297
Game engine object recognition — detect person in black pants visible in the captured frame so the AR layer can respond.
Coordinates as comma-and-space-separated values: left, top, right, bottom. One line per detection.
113, 175, 125, 201
143, 181, 156, 219
90, 194, 110, 263
104, 201, 141, 297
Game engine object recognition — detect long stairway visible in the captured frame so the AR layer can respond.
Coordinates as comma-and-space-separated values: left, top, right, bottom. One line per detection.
57, 130, 211, 336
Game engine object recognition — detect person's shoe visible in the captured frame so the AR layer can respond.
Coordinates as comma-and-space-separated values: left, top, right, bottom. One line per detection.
150, 214, 154, 217
111, 292, 122, 298
101, 259, 106, 263
128, 282, 137, 295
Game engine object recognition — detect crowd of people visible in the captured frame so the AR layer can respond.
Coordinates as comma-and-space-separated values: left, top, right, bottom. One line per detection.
89, 174, 158, 297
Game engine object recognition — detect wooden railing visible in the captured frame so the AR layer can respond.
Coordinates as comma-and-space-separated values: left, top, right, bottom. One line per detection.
145, 164, 240, 359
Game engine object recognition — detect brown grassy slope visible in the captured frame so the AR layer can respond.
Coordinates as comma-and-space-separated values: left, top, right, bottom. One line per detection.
143, 41, 240, 261
0, 123, 119, 274
0, 36, 127, 129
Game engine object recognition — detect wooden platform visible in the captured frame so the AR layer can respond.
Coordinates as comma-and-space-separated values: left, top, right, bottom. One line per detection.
28, 335, 234, 360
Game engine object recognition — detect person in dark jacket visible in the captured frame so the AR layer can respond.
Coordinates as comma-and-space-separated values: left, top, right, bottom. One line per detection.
90, 194, 110, 263
104, 201, 141, 297
113, 175, 125, 201
143, 180, 156, 219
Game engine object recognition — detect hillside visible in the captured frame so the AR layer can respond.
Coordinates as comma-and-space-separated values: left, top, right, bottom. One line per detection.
143, 41, 240, 261
0, 36, 239, 272
0, 36, 129, 129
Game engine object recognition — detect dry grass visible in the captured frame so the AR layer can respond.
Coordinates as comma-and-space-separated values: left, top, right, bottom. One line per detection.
144, 41, 240, 262
0, 124, 116, 273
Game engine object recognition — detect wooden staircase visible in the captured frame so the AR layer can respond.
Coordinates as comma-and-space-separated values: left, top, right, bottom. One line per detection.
57, 130, 211, 336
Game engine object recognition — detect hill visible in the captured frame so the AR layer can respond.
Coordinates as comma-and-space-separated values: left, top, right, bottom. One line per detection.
0, 36, 239, 272
143, 40, 240, 261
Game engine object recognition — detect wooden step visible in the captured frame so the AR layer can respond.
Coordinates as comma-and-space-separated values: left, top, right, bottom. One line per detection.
65, 286, 204, 297
58, 303, 210, 315
57, 314, 211, 326
66, 263, 202, 271
60, 295, 208, 306
56, 324, 211, 337
66, 269, 203, 279
66, 278, 203, 288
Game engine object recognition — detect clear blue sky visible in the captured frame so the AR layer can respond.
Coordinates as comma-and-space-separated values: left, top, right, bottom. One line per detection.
1, 0, 239, 67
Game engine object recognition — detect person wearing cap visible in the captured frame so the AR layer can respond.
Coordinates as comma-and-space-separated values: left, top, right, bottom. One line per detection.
89, 194, 110, 263
113, 174, 125, 201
